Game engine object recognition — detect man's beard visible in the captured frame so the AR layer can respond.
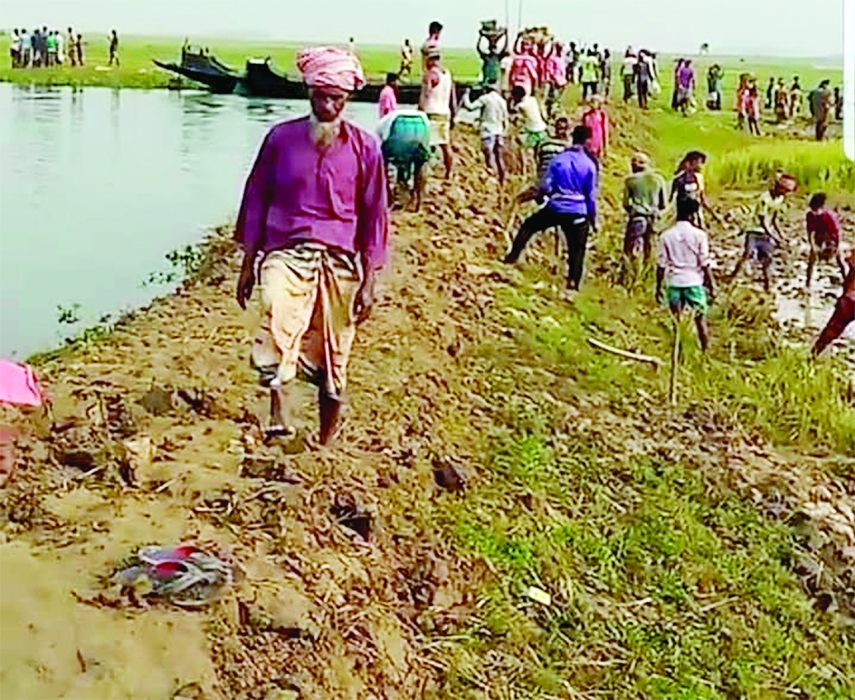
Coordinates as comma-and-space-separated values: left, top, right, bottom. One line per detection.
311, 115, 342, 147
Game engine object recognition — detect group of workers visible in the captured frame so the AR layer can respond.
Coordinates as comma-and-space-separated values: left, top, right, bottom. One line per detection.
231, 23, 850, 447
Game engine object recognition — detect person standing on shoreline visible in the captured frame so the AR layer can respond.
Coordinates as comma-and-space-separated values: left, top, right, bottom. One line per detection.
421, 21, 443, 69
234, 47, 388, 446
399, 39, 413, 81
109, 30, 120, 67
67, 28, 76, 67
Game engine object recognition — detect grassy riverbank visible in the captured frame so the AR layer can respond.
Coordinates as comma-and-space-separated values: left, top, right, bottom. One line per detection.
2, 87, 854, 699
0, 34, 482, 89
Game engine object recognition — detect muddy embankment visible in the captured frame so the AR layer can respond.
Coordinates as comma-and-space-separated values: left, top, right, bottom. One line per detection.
1, 114, 854, 699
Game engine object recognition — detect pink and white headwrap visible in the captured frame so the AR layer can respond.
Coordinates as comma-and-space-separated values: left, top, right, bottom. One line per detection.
296, 46, 366, 92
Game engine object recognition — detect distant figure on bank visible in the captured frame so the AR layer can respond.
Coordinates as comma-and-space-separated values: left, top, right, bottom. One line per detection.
774, 79, 788, 122
20, 29, 30, 67
9, 30, 19, 68
421, 21, 443, 69
419, 49, 456, 179
46, 30, 57, 67
580, 49, 600, 101
706, 64, 723, 110
76, 34, 84, 66
834, 87, 842, 121
600, 49, 612, 96
746, 83, 762, 136
459, 83, 509, 184
675, 60, 695, 115
656, 198, 716, 352
67, 28, 76, 67
55, 29, 64, 64
624, 152, 666, 260
504, 125, 598, 294
805, 193, 847, 289
109, 30, 119, 67
729, 173, 798, 292
31, 29, 40, 67
813, 247, 855, 356
814, 80, 833, 141
766, 77, 775, 109
399, 39, 413, 80
621, 50, 636, 102
234, 47, 388, 446
581, 94, 609, 164
378, 73, 398, 118
377, 109, 431, 211
635, 50, 653, 109
511, 85, 547, 177
789, 76, 802, 118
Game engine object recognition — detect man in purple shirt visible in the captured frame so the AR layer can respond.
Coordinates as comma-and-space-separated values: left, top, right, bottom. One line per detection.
504, 125, 598, 292
235, 47, 389, 446
675, 60, 695, 115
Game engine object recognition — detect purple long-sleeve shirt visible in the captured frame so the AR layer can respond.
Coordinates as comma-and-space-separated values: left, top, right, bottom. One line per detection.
235, 116, 389, 272
540, 145, 598, 222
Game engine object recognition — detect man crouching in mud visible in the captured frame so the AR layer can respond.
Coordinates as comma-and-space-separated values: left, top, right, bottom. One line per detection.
234, 47, 389, 445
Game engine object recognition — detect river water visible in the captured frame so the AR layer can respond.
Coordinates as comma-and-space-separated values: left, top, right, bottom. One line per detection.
0, 84, 378, 359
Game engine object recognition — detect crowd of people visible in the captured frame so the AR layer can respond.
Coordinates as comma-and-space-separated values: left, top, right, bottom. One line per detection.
228, 21, 850, 442
732, 74, 844, 140
7, 28, 121, 69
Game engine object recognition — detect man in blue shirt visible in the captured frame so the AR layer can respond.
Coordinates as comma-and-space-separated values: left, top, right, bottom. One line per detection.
504, 125, 598, 291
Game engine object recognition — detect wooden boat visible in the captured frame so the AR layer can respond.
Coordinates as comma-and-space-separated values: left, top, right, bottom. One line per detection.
156, 50, 480, 104
241, 59, 434, 103
153, 49, 239, 94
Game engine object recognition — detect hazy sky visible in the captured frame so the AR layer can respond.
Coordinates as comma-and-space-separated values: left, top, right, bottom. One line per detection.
0, 0, 846, 57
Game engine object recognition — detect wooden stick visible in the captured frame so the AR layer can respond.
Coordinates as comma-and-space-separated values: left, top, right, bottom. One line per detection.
587, 338, 664, 368
669, 320, 680, 406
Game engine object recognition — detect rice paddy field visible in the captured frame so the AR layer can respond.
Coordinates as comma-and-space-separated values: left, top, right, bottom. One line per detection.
2, 29, 854, 700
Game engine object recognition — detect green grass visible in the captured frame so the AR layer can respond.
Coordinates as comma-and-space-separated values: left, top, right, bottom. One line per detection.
0, 34, 482, 89
712, 140, 855, 193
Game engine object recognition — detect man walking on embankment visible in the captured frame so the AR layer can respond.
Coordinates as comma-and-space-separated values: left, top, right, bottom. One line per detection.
234, 47, 388, 445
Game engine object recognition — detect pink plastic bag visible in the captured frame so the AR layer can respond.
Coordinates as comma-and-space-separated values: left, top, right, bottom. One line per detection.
0, 359, 43, 407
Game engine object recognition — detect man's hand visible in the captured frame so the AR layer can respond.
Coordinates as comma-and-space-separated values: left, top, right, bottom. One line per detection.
354, 276, 375, 324
236, 255, 256, 310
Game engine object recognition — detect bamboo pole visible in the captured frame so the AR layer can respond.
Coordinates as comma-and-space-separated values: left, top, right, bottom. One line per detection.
587, 338, 664, 368
669, 320, 680, 406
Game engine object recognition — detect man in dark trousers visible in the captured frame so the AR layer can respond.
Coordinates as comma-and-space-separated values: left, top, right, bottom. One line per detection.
504, 125, 598, 294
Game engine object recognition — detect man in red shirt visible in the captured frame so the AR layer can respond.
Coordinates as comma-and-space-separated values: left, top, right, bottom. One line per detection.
805, 192, 846, 289
813, 246, 855, 356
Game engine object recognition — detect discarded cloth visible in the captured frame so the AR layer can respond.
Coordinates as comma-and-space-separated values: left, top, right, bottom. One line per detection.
0, 359, 42, 406
116, 544, 233, 607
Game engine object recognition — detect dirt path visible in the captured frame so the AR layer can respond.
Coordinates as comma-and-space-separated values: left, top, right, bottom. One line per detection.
1, 110, 853, 699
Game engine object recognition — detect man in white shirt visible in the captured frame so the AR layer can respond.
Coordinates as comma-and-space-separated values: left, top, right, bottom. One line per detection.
458, 83, 509, 183
511, 85, 547, 179
656, 198, 716, 352
419, 50, 456, 179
